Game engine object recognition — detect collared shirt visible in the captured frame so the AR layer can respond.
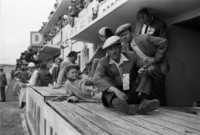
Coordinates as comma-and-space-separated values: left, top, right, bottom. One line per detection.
141, 24, 148, 34
141, 17, 155, 35
130, 38, 151, 61
109, 53, 128, 80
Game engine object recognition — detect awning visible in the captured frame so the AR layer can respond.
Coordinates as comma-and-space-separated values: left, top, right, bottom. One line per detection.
38, 45, 61, 62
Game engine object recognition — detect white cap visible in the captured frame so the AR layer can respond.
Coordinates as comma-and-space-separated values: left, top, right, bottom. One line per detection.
115, 23, 132, 35
63, 15, 68, 19
102, 36, 120, 49
27, 62, 35, 68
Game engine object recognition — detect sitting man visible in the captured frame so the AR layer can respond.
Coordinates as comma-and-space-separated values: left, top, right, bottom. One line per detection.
93, 36, 160, 115
115, 23, 170, 106
65, 64, 101, 103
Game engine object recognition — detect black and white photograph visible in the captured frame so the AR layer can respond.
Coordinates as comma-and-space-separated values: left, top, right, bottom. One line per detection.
0, 0, 200, 134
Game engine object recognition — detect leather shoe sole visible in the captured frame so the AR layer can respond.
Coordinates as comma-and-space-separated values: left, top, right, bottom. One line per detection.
137, 99, 160, 114
112, 98, 137, 115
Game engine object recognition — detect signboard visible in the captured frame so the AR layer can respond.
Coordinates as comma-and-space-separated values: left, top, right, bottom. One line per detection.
30, 32, 44, 46
68, 14, 93, 39
98, 0, 128, 17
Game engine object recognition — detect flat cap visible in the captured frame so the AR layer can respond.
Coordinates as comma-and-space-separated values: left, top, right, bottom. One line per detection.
115, 23, 132, 35
66, 64, 80, 72
102, 36, 120, 49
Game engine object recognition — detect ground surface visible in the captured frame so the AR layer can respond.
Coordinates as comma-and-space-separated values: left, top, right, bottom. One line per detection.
0, 66, 24, 135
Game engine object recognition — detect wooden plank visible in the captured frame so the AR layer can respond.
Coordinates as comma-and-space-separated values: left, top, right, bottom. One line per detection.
82, 103, 200, 135
78, 103, 185, 135
160, 108, 200, 120
33, 87, 50, 95
61, 101, 138, 135
154, 109, 200, 124
135, 114, 200, 135
32, 86, 66, 97
48, 101, 110, 135
148, 111, 200, 131
43, 102, 82, 135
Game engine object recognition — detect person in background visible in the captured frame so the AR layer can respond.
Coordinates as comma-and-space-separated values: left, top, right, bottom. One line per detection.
27, 62, 38, 86
135, 8, 168, 39
36, 63, 52, 86
115, 23, 169, 106
93, 36, 160, 115
12, 68, 22, 96
88, 27, 114, 77
10, 69, 15, 80
0, 66, 7, 102
17, 65, 31, 109
51, 57, 63, 86
99, 27, 114, 43
54, 51, 78, 89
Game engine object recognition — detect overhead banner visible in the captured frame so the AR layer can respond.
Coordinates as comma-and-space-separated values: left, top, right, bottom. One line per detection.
30, 32, 44, 46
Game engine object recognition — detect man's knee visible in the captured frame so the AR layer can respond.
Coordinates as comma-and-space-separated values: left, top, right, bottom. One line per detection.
148, 64, 162, 79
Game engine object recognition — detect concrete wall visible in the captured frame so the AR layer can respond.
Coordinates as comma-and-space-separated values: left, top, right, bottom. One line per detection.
166, 25, 200, 106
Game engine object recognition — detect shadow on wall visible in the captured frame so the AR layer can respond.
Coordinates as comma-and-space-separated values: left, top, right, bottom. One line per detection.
166, 24, 200, 106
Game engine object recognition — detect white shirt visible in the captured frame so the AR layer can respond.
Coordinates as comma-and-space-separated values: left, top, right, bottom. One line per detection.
109, 53, 128, 80
29, 70, 38, 86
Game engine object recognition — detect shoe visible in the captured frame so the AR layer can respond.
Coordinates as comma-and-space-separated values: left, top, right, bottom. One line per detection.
112, 98, 137, 115
137, 99, 160, 114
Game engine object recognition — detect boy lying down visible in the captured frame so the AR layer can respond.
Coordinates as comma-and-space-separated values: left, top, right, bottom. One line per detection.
53, 64, 102, 103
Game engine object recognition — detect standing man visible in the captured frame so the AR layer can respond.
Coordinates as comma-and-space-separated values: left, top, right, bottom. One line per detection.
0, 66, 7, 102
116, 23, 170, 106
93, 36, 160, 115
54, 51, 78, 88
135, 8, 168, 39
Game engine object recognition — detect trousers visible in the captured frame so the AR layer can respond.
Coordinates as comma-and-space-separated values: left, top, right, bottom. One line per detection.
0, 87, 6, 102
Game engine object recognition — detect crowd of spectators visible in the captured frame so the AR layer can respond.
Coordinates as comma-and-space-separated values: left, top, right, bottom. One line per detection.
42, 0, 106, 43
15, 46, 41, 70
12, 54, 64, 108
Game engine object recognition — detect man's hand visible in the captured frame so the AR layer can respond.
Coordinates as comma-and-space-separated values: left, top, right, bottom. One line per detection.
138, 65, 148, 74
109, 87, 127, 100
145, 58, 155, 64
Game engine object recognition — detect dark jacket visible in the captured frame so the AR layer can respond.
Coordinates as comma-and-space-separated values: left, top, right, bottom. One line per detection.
52, 65, 59, 83
0, 72, 7, 87
93, 51, 144, 92
135, 16, 168, 39
133, 34, 170, 75
36, 69, 52, 86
